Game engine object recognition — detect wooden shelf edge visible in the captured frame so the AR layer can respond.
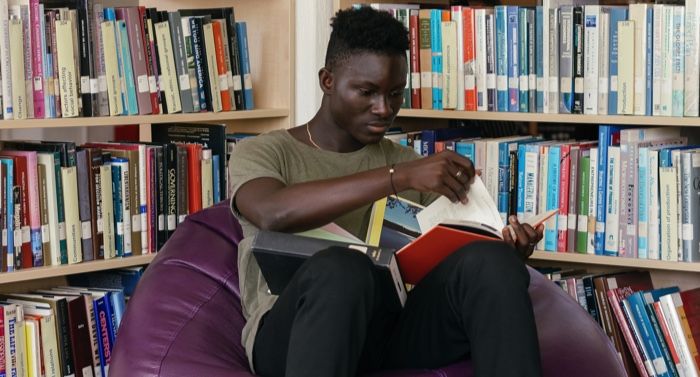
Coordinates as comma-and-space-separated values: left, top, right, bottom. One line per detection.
530, 251, 700, 273
398, 109, 700, 126
0, 254, 156, 284
0, 108, 289, 130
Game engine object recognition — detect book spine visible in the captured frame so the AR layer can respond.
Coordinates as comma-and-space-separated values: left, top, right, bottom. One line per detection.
154, 20, 182, 113
598, 9, 609, 115
584, 6, 599, 115
672, 6, 684, 117
617, 20, 635, 115
93, 1, 109, 116
659, 166, 679, 261
604, 146, 621, 256
576, 154, 590, 253
557, 144, 571, 252
431, 10, 443, 110
56, 20, 79, 117
527, 9, 536, 113
639, 147, 650, 259
189, 17, 208, 112
630, 4, 648, 115
572, 6, 584, 114
559, 6, 573, 113
485, 11, 496, 112
587, 148, 598, 254
61, 166, 82, 264
518, 8, 528, 113
124, 7, 152, 115
418, 9, 432, 110
30, 0, 44, 118
687, 0, 700, 116
545, 145, 560, 251
449, 7, 462, 111
140, 7, 160, 115
76, 151, 94, 262
608, 288, 651, 377
495, 6, 507, 112
463, 7, 475, 111
535, 6, 544, 113
507, 6, 519, 113
203, 22, 222, 112
168, 11, 193, 113
547, 7, 559, 114
235, 21, 252, 110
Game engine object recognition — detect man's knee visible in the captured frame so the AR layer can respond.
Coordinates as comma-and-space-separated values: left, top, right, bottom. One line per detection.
303, 246, 376, 295
451, 241, 529, 285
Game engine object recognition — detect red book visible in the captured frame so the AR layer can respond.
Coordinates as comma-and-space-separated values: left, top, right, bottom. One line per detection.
212, 21, 232, 111
0, 154, 32, 269
680, 288, 700, 367
396, 221, 500, 285
557, 143, 572, 252
184, 144, 202, 214
608, 287, 651, 377
409, 10, 421, 109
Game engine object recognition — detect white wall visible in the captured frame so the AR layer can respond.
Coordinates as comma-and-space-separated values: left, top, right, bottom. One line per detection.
295, 0, 334, 126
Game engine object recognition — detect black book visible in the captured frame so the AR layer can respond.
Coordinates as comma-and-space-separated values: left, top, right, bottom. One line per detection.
252, 231, 407, 310
189, 16, 212, 111
572, 6, 584, 114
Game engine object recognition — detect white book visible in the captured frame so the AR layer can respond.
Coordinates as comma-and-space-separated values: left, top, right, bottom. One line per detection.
597, 9, 610, 115
659, 294, 700, 377
652, 5, 664, 116
154, 21, 182, 113
686, 0, 700, 116
99, 164, 115, 259
604, 146, 620, 254
37, 153, 60, 266
101, 21, 122, 116
0, 0, 13, 119
671, 6, 684, 117
61, 166, 82, 264
18, 4, 31, 119
475, 9, 488, 111
659, 166, 678, 262
617, 20, 635, 115
648, 149, 660, 260
587, 147, 598, 254
8, 18, 26, 119
672, 149, 684, 260
583, 5, 599, 114
629, 4, 648, 115
660, 6, 674, 116
202, 22, 222, 113
441, 20, 458, 110
452, 6, 465, 111
522, 145, 539, 220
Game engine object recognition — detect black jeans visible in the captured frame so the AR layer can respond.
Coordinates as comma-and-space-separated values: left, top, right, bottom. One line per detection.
253, 241, 542, 377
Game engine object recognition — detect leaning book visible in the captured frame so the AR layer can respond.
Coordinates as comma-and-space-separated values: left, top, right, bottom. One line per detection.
251, 230, 407, 310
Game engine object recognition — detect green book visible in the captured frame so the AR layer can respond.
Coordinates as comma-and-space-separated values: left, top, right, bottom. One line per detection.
576, 155, 590, 253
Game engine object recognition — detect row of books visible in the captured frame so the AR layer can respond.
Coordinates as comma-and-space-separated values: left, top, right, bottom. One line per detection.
0, 123, 233, 272
367, 3, 700, 117
0, 3, 254, 120
543, 268, 700, 377
0, 266, 144, 377
387, 125, 700, 262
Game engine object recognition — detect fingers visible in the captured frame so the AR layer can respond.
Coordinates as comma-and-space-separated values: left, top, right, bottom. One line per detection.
509, 216, 538, 249
448, 153, 476, 183
441, 174, 468, 203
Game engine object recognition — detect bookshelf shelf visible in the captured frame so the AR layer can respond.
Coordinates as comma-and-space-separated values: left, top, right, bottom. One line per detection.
530, 251, 700, 273
0, 254, 156, 285
0, 109, 290, 130
398, 109, 700, 127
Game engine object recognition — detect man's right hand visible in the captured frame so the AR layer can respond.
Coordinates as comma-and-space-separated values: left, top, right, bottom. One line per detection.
394, 151, 476, 204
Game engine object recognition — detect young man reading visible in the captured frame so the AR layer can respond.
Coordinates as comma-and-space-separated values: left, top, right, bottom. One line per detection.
230, 7, 544, 377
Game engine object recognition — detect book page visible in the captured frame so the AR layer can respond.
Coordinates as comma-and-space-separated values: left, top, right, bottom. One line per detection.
416, 176, 504, 233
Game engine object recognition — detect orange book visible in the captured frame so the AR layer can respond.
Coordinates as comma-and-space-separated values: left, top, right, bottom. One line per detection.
212, 21, 232, 111
462, 7, 477, 111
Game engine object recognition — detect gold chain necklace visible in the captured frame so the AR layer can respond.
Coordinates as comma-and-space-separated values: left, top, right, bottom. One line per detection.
306, 122, 322, 149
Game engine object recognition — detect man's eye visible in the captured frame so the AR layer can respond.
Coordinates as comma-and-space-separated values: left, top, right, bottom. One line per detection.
390, 90, 403, 97
359, 89, 373, 96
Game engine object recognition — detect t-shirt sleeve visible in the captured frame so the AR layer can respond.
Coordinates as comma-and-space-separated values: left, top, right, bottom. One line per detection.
228, 134, 288, 203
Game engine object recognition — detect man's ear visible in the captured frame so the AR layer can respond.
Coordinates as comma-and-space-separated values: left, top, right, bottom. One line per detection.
319, 67, 334, 94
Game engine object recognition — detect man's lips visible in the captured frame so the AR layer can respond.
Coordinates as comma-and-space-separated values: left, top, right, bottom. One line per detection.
367, 122, 390, 133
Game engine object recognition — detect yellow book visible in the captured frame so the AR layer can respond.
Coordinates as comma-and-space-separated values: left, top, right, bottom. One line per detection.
24, 317, 40, 377
203, 23, 223, 112
101, 20, 123, 116
9, 18, 27, 119
366, 197, 388, 247
154, 21, 182, 113
56, 19, 79, 117
61, 166, 83, 264
201, 149, 213, 208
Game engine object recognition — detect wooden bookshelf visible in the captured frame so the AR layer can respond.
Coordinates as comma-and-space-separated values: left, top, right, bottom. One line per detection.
0, 254, 156, 285
530, 251, 700, 273
398, 109, 700, 127
0, 109, 289, 130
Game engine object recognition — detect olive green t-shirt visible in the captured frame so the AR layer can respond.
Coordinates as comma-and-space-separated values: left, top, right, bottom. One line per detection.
228, 129, 437, 371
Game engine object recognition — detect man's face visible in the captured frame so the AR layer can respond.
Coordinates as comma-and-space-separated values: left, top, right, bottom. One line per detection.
326, 52, 407, 145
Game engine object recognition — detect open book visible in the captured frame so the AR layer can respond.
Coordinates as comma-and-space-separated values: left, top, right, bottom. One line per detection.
369, 176, 556, 284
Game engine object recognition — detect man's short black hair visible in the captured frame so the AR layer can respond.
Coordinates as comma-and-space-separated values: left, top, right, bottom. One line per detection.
325, 7, 409, 70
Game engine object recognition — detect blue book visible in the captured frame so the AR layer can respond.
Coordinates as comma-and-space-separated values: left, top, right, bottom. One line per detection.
212, 154, 221, 203
455, 140, 476, 162
0, 158, 14, 271
498, 137, 537, 224
643, 287, 681, 377
94, 294, 116, 377
624, 291, 673, 377
608, 8, 627, 114
645, 7, 653, 116
117, 19, 138, 115
420, 128, 474, 156
518, 7, 528, 112
495, 6, 508, 112
535, 6, 544, 113
507, 6, 520, 112
103, 8, 128, 115
111, 160, 125, 257
236, 22, 254, 110
545, 145, 561, 251
594, 125, 621, 254
430, 10, 443, 110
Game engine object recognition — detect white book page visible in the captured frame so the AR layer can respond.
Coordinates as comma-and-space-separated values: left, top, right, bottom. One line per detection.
416, 176, 504, 233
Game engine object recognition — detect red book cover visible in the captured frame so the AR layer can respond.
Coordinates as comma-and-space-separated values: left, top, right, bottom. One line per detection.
653, 301, 682, 372
396, 221, 500, 285
409, 10, 421, 109
557, 144, 572, 252
0, 154, 32, 269
184, 143, 202, 214
212, 21, 232, 111
680, 288, 700, 367
462, 6, 476, 111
